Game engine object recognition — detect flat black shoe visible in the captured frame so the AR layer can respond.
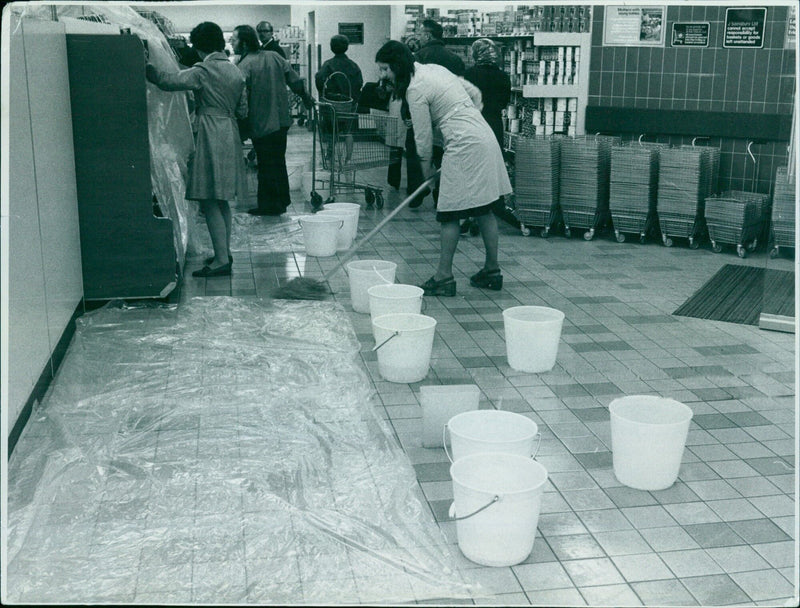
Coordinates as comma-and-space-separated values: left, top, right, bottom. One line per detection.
420, 275, 456, 297
470, 268, 502, 290
192, 262, 232, 278
460, 220, 471, 234
204, 254, 232, 266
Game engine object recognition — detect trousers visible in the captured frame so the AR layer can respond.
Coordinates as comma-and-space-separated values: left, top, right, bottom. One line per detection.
252, 127, 290, 212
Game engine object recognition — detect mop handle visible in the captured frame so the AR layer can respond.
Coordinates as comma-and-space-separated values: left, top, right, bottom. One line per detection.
323, 171, 441, 281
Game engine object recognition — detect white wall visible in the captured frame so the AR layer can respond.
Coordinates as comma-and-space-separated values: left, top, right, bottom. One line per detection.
293, 3, 391, 88
139, 3, 291, 34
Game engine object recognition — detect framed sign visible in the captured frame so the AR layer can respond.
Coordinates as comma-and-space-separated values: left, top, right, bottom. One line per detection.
338, 22, 364, 45
786, 4, 796, 49
723, 7, 766, 48
671, 22, 710, 47
603, 5, 666, 46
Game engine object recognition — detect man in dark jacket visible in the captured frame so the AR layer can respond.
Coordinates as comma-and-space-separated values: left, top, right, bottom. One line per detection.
256, 21, 285, 58
415, 19, 465, 76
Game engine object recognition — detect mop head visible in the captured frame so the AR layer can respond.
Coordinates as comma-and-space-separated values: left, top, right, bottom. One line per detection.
271, 277, 331, 300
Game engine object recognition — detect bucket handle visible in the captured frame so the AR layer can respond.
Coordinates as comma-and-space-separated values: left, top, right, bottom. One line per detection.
372, 330, 399, 352
444, 425, 542, 461
447, 495, 500, 522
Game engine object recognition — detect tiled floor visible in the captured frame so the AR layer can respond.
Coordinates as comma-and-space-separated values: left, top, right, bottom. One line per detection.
8, 124, 798, 605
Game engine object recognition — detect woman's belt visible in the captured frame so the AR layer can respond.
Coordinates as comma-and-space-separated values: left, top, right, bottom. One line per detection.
196, 108, 234, 118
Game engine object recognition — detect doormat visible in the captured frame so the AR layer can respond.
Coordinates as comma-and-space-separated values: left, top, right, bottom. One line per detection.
673, 264, 795, 326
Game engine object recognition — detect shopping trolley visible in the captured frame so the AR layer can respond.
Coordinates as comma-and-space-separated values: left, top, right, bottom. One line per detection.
308, 101, 401, 210
704, 191, 767, 257
513, 135, 563, 238
770, 166, 795, 258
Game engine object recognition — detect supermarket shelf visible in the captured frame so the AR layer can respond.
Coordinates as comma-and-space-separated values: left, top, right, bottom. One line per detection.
522, 84, 581, 98
534, 31, 592, 46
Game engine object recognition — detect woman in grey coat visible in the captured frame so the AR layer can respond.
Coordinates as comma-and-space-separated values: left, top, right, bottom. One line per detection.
147, 22, 247, 277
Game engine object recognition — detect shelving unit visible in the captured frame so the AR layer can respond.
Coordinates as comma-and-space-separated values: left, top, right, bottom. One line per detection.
276, 29, 309, 125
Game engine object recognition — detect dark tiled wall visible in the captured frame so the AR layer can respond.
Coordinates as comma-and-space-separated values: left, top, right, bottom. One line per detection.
588, 4, 796, 194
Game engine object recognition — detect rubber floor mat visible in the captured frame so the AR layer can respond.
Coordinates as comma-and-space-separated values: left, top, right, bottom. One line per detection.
673, 264, 795, 325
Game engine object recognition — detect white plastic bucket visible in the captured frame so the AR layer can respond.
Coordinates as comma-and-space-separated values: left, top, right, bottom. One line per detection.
287, 161, 306, 190
368, 284, 424, 325
322, 202, 360, 243
503, 306, 565, 373
316, 210, 354, 251
445, 410, 541, 463
372, 313, 436, 383
610, 395, 694, 491
450, 453, 548, 567
297, 215, 342, 257
346, 260, 397, 313
420, 384, 480, 448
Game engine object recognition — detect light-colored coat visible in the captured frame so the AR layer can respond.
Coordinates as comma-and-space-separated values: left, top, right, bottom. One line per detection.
406, 62, 511, 212
148, 52, 248, 201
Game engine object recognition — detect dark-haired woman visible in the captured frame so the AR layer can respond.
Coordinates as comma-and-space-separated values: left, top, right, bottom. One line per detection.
146, 21, 247, 277
376, 41, 511, 296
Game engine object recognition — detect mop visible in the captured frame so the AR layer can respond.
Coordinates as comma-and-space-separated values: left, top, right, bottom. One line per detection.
273, 172, 440, 300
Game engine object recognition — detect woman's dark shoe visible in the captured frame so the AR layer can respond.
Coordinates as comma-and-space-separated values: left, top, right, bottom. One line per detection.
420, 275, 456, 297
204, 254, 232, 266
470, 268, 502, 290
192, 262, 232, 278
460, 220, 471, 234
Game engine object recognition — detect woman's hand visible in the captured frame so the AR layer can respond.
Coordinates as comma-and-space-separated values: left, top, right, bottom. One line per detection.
421, 159, 436, 181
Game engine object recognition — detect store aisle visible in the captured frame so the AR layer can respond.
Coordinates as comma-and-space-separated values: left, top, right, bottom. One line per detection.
8, 123, 796, 606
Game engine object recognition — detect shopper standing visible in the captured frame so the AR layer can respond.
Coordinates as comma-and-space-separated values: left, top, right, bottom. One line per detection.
233, 25, 312, 216
315, 34, 364, 106
256, 21, 286, 58
376, 41, 511, 296
146, 21, 247, 277
461, 38, 511, 236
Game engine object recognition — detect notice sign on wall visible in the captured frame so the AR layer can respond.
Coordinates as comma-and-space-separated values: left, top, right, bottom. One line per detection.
724, 7, 766, 48
786, 4, 796, 49
671, 22, 710, 46
338, 23, 364, 45
603, 5, 666, 46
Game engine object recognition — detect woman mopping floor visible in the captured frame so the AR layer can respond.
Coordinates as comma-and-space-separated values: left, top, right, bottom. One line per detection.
376, 40, 512, 296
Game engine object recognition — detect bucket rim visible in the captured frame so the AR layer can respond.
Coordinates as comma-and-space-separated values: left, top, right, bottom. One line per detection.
298, 215, 343, 224
448, 409, 538, 441
609, 395, 693, 425
347, 259, 398, 271
323, 202, 361, 210
450, 452, 548, 495
368, 283, 424, 297
372, 312, 437, 331
502, 305, 565, 322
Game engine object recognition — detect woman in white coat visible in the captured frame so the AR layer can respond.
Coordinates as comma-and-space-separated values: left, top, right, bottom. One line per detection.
375, 41, 511, 296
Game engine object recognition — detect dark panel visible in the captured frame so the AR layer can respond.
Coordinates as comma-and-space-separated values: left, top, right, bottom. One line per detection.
66, 34, 177, 299
585, 106, 793, 141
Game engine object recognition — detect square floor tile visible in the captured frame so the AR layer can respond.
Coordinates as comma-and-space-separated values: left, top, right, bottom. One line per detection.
728, 518, 793, 544
545, 534, 605, 561
593, 529, 651, 556
526, 587, 585, 606
705, 545, 772, 573
512, 562, 573, 591
663, 501, 722, 525
536, 512, 588, 536
576, 509, 633, 533
561, 489, 616, 511
682, 522, 746, 548
751, 541, 796, 569
621, 505, 678, 529
571, 451, 613, 469
729, 569, 797, 601
563, 557, 624, 587
631, 579, 696, 605
649, 481, 702, 505
603, 486, 658, 508
463, 567, 525, 595
684, 479, 742, 501
610, 552, 673, 582
681, 573, 751, 605
726, 476, 783, 498
659, 548, 725, 578
579, 583, 642, 606
413, 462, 452, 482
747, 494, 795, 518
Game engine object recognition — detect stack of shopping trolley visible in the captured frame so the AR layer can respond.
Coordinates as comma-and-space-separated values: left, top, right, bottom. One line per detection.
608, 142, 667, 243
514, 136, 562, 237
559, 135, 619, 240
704, 190, 768, 258
770, 166, 795, 258
656, 146, 715, 248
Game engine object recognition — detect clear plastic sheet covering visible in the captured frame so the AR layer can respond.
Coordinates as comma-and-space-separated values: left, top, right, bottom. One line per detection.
14, 3, 194, 269
188, 212, 307, 260
6, 298, 479, 604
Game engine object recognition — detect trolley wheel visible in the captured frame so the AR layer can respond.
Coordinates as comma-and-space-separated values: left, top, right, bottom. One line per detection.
297, 117, 306, 127
520, 224, 531, 236
639, 233, 646, 244
746, 238, 758, 252
689, 237, 700, 250
364, 189, 375, 206
615, 232, 626, 243
310, 191, 324, 211
737, 245, 747, 258
712, 243, 723, 253
375, 192, 384, 209
564, 227, 572, 238
541, 228, 550, 239
663, 237, 673, 247
583, 228, 595, 241
769, 247, 779, 259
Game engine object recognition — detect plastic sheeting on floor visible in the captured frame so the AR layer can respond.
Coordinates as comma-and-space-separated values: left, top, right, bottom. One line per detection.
6, 298, 477, 604
187, 212, 307, 260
